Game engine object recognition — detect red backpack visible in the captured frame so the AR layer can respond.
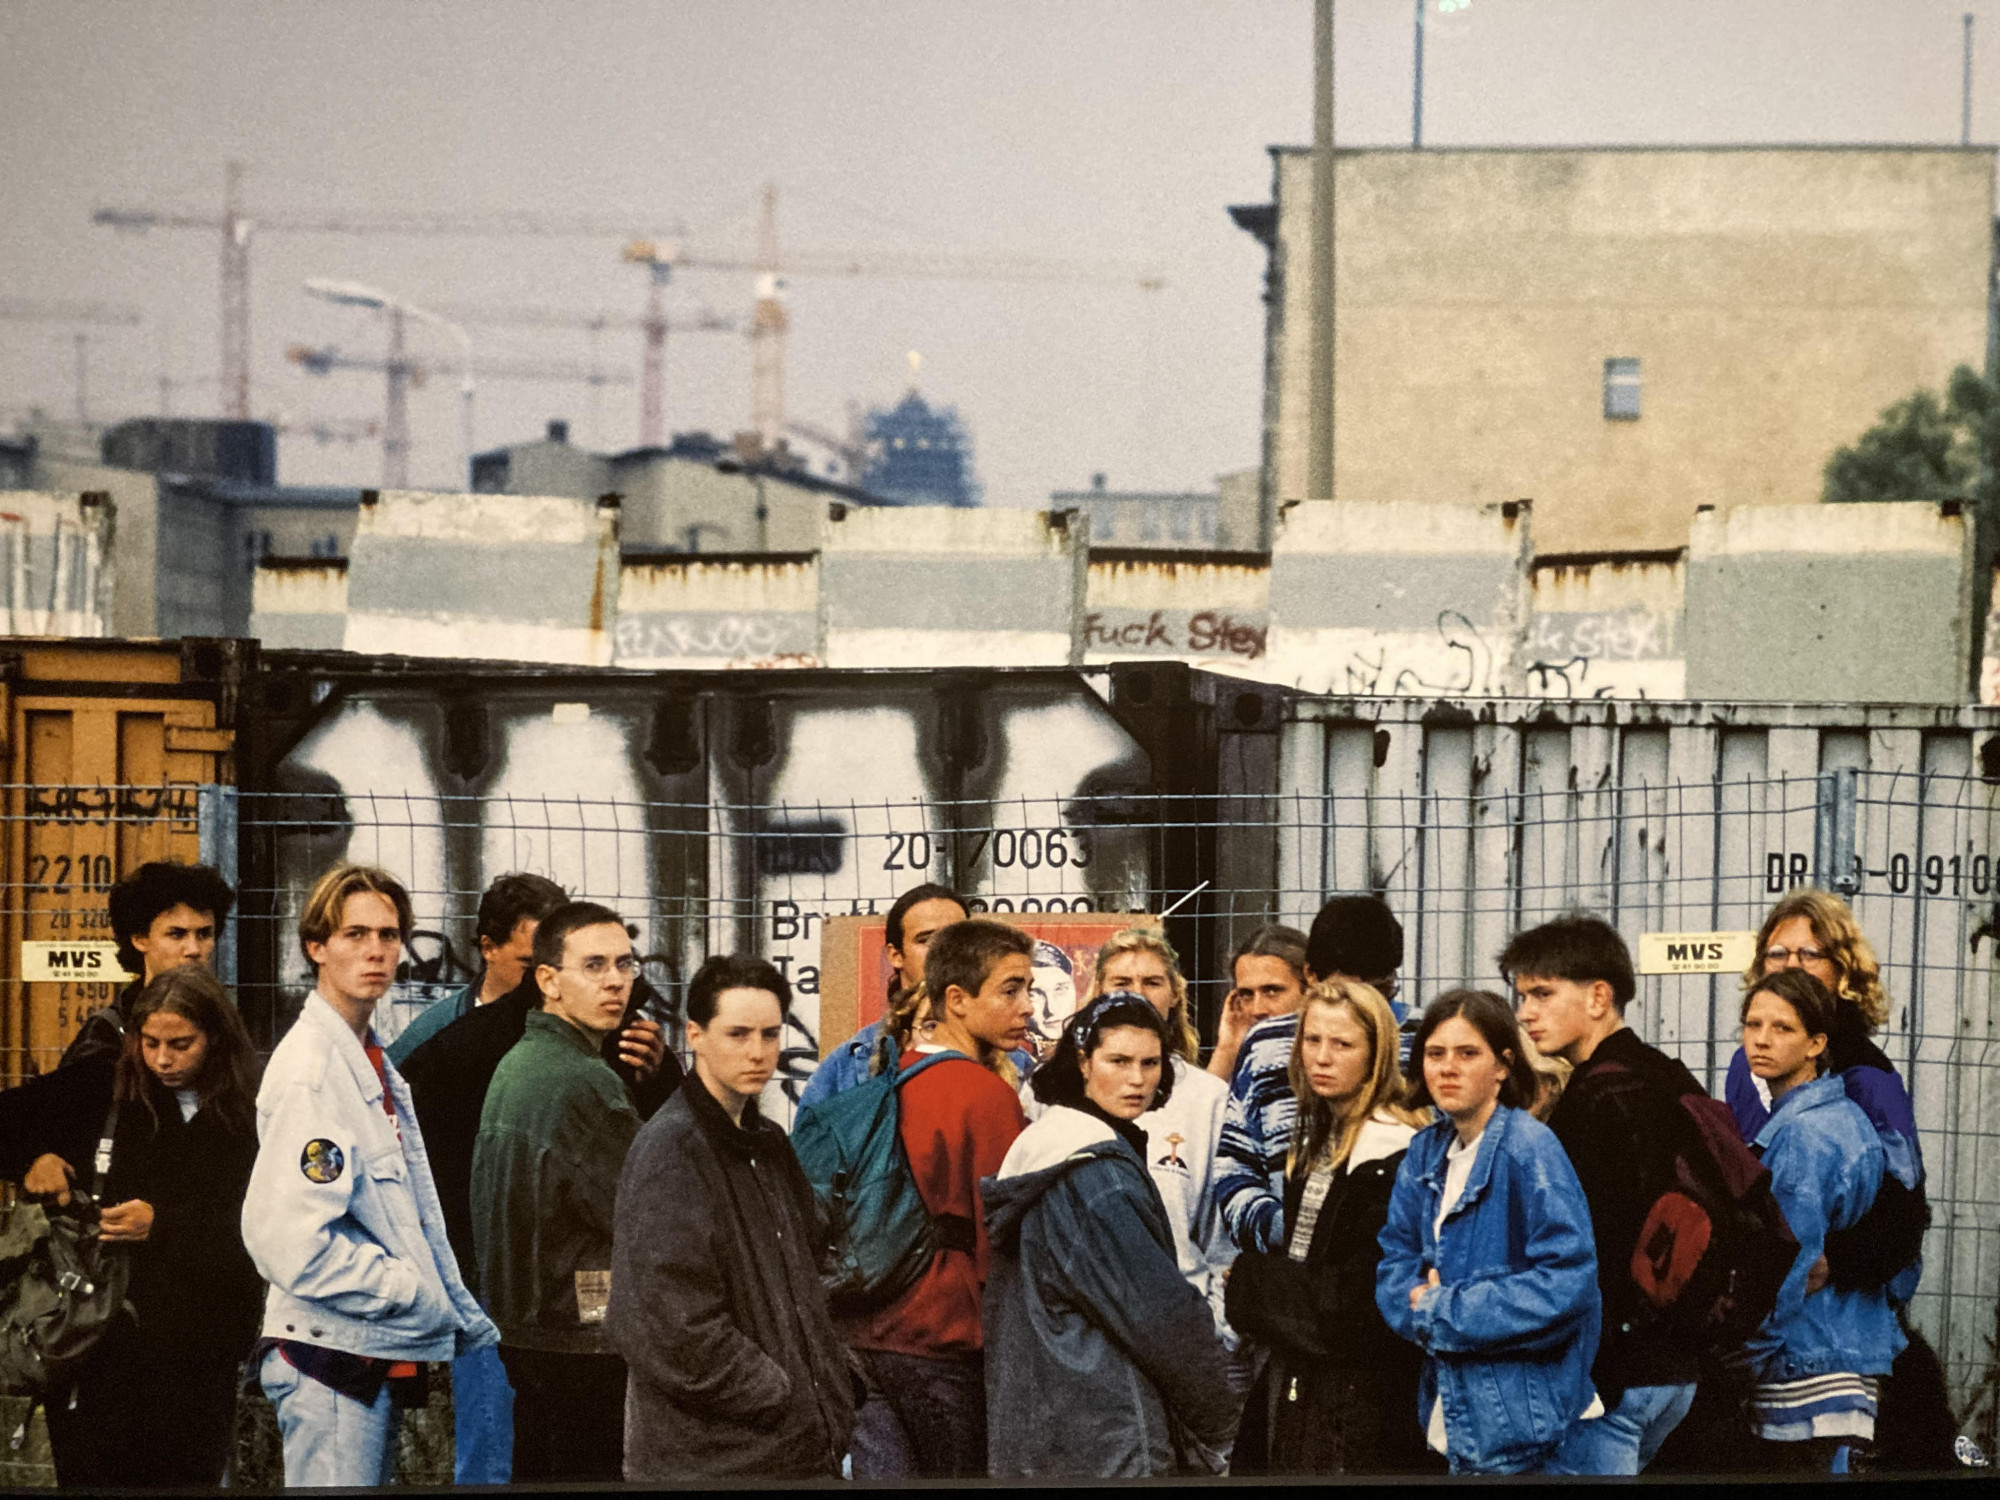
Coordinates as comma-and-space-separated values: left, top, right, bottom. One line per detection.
1593, 1060, 1801, 1354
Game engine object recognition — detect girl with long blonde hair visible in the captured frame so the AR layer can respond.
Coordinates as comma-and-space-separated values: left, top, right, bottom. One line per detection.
1226, 979, 1431, 1474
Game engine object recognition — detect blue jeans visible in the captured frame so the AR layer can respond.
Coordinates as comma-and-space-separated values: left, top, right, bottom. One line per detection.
1548, 1382, 1698, 1476
452, 1341, 515, 1484
258, 1345, 402, 1488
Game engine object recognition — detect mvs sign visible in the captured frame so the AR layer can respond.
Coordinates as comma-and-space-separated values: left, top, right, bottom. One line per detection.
1636, 932, 1758, 976
20, 942, 135, 983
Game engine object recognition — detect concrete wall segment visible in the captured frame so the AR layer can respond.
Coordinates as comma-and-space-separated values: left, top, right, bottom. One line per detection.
1685, 501, 1972, 703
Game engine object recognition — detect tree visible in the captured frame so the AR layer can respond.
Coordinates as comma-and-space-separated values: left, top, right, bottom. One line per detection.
1823, 364, 1996, 506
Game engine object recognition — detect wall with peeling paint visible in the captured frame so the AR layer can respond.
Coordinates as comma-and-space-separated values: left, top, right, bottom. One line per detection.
342, 490, 622, 666
1265, 498, 1532, 695
616, 553, 821, 669
0, 491, 113, 637
1527, 551, 1685, 700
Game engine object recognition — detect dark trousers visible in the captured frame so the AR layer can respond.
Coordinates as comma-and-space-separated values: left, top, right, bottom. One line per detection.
850, 1347, 986, 1479
497, 1344, 627, 1483
45, 1322, 241, 1488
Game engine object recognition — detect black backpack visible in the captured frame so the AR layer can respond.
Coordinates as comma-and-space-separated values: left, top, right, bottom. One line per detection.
0, 1104, 132, 1401
1596, 1060, 1799, 1353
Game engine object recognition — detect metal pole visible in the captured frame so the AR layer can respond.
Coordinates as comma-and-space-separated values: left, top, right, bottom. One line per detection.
197, 784, 241, 990
1413, 0, 1426, 149
1965, 12, 1976, 146
1309, 0, 1337, 502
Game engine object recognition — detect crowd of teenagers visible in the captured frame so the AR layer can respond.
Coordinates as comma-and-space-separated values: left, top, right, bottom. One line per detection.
0, 859, 1969, 1485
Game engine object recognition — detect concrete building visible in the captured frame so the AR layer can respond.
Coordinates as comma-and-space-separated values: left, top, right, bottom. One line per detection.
1051, 468, 1264, 553
472, 421, 888, 554
1233, 146, 1996, 554
3, 417, 361, 638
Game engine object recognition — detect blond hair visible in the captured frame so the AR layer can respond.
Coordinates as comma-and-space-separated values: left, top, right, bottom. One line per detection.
1742, 888, 1890, 1031
1287, 979, 1428, 1175
1518, 1029, 1574, 1121
1091, 926, 1199, 1064
298, 863, 413, 969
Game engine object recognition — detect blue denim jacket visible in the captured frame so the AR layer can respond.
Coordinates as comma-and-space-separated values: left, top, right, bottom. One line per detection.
1376, 1106, 1601, 1475
1745, 1073, 1907, 1381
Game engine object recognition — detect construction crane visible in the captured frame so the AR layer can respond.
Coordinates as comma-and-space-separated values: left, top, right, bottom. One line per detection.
286, 342, 631, 488
623, 182, 1165, 453
426, 300, 737, 448
0, 298, 143, 423
94, 162, 683, 421
98, 166, 1164, 450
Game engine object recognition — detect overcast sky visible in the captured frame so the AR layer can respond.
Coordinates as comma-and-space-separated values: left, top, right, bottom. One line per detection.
2, 0, 1994, 502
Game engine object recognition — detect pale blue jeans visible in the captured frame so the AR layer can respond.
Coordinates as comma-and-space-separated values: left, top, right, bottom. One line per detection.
1547, 1382, 1698, 1476
258, 1345, 402, 1488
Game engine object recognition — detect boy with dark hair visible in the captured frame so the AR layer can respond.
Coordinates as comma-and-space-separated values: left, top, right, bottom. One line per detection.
1215, 895, 1404, 1255
471, 901, 641, 1482
62, 860, 236, 1068
389, 871, 567, 1067
799, 882, 968, 1110
845, 917, 1033, 1480
398, 891, 679, 1484
1503, 912, 1702, 1476
612, 952, 857, 1481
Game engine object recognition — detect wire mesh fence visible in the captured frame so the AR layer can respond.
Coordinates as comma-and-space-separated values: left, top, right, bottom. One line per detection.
4, 767, 1998, 1445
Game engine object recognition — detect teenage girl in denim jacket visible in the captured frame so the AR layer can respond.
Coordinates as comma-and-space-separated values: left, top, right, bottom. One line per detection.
1376, 990, 1601, 1475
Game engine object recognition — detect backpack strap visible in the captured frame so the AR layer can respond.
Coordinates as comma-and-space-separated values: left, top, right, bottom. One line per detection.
889, 1050, 984, 1259
893, 1048, 977, 1088
89, 1100, 120, 1202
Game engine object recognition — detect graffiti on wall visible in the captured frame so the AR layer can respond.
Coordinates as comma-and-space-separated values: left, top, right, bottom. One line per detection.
268, 679, 1158, 1124
1082, 608, 1268, 661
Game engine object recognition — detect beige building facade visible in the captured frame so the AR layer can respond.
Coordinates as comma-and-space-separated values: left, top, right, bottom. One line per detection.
1239, 146, 1995, 553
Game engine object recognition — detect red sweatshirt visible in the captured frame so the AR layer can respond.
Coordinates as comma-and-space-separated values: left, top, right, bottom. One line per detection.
844, 1051, 1026, 1357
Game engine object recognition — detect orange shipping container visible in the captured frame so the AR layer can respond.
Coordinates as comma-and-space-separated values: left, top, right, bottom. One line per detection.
0, 639, 248, 1081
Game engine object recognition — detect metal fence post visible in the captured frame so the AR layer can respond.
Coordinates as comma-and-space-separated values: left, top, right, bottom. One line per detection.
197, 784, 240, 989
1814, 767, 1860, 898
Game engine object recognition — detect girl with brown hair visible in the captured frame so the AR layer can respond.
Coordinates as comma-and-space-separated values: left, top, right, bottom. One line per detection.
28, 965, 265, 1487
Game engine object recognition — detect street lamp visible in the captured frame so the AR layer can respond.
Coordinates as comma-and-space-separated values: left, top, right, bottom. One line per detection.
303, 277, 475, 487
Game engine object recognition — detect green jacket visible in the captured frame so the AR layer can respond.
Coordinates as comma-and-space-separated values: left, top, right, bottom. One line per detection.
471, 1010, 640, 1353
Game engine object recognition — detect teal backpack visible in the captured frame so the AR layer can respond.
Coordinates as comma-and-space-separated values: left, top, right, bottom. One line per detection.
791, 1036, 979, 1316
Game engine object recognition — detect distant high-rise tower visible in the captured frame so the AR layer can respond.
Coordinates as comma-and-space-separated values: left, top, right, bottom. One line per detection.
860, 353, 980, 507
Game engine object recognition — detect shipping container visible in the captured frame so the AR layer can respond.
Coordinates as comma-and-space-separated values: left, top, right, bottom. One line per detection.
0, 638, 247, 1079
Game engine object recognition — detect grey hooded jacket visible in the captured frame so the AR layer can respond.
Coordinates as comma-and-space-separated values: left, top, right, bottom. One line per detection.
981, 1105, 1235, 1478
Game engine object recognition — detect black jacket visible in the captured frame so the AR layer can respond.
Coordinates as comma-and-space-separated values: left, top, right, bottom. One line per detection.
1225, 1112, 1426, 1475
0, 1062, 261, 1365
608, 1076, 855, 1482
1545, 1026, 1706, 1395
399, 973, 682, 1271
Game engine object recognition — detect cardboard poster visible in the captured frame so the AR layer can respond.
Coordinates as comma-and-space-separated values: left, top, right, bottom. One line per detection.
817, 910, 1160, 1058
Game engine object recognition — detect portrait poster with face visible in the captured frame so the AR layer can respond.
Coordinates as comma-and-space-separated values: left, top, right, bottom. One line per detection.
817, 910, 1160, 1060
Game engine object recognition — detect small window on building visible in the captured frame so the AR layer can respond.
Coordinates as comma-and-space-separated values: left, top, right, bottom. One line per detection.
1603, 357, 1642, 420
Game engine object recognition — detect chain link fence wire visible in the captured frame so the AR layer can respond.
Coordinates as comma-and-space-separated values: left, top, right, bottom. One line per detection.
3, 767, 1997, 1446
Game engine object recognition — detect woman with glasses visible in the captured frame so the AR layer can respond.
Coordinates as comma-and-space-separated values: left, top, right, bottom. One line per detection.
1720, 888, 1953, 1471
983, 993, 1236, 1477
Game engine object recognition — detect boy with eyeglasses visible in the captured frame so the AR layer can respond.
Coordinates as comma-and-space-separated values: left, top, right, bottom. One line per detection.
471, 901, 644, 1481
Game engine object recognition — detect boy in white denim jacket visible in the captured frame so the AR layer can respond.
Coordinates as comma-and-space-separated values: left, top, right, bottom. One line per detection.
243, 864, 498, 1487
